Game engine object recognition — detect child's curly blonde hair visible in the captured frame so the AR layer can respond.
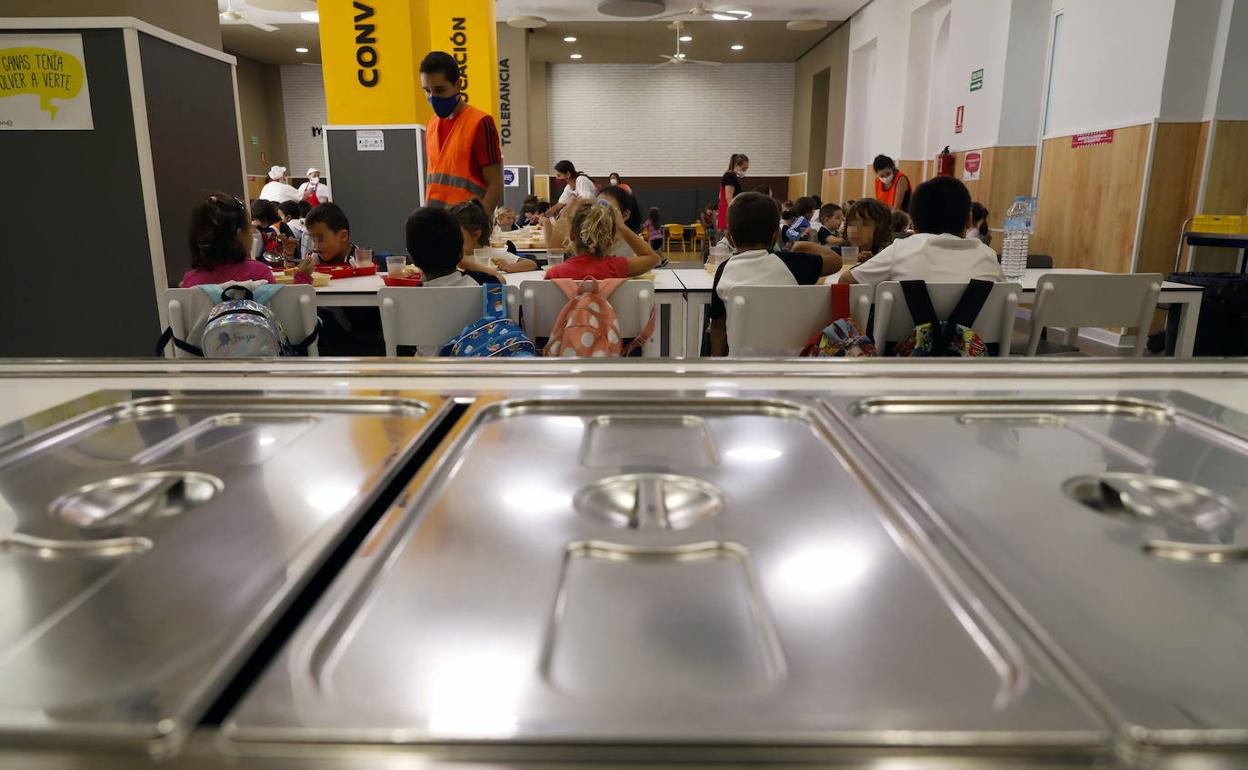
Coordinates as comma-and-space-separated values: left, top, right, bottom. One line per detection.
571, 201, 617, 257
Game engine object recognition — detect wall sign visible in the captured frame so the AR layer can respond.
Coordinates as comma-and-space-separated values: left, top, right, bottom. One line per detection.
963, 151, 982, 181
955, 105, 965, 134
970, 68, 984, 92
827, 168, 839, 177
503, 167, 517, 186
0, 34, 93, 130
1072, 129, 1114, 148
356, 129, 384, 151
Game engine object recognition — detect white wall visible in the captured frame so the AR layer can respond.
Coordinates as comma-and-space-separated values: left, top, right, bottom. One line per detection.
1212, 0, 1248, 118
996, 0, 1050, 146
1044, 0, 1175, 135
279, 64, 328, 177
547, 63, 794, 176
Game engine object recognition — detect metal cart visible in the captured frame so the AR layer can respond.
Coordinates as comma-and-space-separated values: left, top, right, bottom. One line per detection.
1174, 216, 1248, 273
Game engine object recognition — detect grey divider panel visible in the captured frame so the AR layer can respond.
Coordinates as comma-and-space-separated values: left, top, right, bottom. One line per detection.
140, 33, 245, 286
0, 30, 156, 357
325, 127, 423, 255
502, 165, 532, 213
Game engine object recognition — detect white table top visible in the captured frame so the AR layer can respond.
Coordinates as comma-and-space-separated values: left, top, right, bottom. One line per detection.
669, 267, 1205, 294
312, 269, 690, 294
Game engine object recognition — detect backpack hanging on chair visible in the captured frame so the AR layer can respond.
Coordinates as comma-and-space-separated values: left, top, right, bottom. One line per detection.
800, 283, 876, 357
156, 283, 319, 358
441, 283, 535, 357
894, 279, 992, 357
543, 278, 655, 357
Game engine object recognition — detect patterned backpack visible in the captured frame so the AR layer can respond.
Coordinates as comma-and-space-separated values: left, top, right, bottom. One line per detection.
440, 284, 536, 357
156, 284, 319, 358
800, 283, 876, 357
894, 279, 992, 357
543, 278, 656, 357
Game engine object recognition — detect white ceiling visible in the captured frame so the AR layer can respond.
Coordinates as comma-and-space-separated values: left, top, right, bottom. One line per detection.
217, 0, 315, 26
495, 0, 863, 22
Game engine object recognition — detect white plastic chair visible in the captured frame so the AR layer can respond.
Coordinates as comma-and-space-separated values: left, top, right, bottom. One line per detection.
1025, 273, 1162, 357
725, 284, 873, 357
872, 281, 1021, 357
378, 285, 520, 357
519, 279, 657, 357
163, 285, 319, 358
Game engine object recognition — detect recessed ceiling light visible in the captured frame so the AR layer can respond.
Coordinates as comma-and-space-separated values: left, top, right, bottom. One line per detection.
730, 43, 744, 50
299, 10, 318, 22
679, 35, 693, 42
563, 36, 577, 42
570, 53, 583, 59
507, 15, 548, 29
712, 9, 752, 21
786, 19, 827, 31
295, 47, 309, 53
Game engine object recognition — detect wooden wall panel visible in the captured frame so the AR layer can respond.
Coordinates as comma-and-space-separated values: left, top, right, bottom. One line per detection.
841, 168, 865, 203
820, 169, 840, 205
1204, 120, 1248, 214
788, 173, 808, 202
1031, 123, 1151, 272
534, 173, 550, 203
1137, 123, 1206, 277
898, 160, 924, 190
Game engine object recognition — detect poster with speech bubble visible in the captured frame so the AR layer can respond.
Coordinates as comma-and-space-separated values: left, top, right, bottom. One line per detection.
0, 34, 94, 130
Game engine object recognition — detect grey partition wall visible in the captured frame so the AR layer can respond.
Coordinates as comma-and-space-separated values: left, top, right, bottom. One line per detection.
324, 126, 426, 255
502, 165, 533, 213
0, 18, 244, 358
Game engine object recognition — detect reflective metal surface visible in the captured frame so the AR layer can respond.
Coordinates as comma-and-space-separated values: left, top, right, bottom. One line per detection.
227, 398, 1101, 753
0, 392, 448, 753
827, 393, 1248, 749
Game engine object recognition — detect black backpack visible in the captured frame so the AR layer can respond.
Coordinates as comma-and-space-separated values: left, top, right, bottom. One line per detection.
894, 280, 993, 357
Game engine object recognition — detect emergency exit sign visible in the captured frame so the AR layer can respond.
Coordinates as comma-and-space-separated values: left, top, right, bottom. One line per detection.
970, 68, 984, 91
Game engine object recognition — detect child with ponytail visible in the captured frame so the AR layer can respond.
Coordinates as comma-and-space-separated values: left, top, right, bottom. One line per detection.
180, 192, 314, 287
545, 198, 661, 281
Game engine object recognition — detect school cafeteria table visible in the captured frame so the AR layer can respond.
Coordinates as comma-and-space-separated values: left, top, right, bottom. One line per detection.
671, 267, 1206, 358
312, 269, 690, 357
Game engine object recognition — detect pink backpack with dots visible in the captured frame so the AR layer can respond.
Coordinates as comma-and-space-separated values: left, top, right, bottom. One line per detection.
542, 278, 655, 357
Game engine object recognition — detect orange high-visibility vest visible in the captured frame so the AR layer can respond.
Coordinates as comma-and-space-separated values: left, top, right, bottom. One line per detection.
875, 170, 910, 210
426, 104, 492, 206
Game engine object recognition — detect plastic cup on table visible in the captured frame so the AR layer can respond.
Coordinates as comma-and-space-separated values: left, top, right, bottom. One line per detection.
355, 247, 374, 268
840, 246, 860, 265
546, 247, 565, 267
386, 255, 407, 278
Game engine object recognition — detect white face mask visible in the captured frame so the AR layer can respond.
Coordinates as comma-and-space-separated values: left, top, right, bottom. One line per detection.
880, 173, 894, 185
308, 176, 319, 185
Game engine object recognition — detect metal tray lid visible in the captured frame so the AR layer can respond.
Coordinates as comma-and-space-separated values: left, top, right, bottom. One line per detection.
828, 392, 1248, 749
0, 390, 449, 753
226, 398, 1103, 754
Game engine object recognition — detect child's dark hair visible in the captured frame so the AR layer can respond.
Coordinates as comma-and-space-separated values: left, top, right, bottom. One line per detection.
251, 199, 279, 226
971, 201, 990, 228
536, 201, 551, 214
277, 200, 301, 221
781, 208, 797, 221
647, 206, 661, 226
752, 184, 773, 197
419, 51, 460, 83
554, 160, 579, 176
189, 192, 249, 270
819, 203, 843, 222
728, 192, 781, 249
910, 176, 972, 236
846, 198, 896, 255
598, 184, 641, 231
298, 199, 312, 217
405, 206, 464, 278
306, 202, 350, 233
523, 194, 539, 207
891, 210, 911, 233
793, 196, 818, 218
522, 203, 538, 217
449, 199, 491, 248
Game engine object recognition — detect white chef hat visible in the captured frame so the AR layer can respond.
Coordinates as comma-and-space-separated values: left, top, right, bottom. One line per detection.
307, 167, 320, 177
268, 165, 287, 180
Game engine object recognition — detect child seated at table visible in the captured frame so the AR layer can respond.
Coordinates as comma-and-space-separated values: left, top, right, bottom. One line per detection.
844, 176, 1004, 287
406, 206, 500, 287
451, 199, 535, 274
784, 197, 818, 242
493, 206, 520, 232
545, 199, 661, 281
891, 210, 913, 239
181, 192, 312, 287
815, 203, 847, 247
305, 202, 359, 265
707, 192, 843, 356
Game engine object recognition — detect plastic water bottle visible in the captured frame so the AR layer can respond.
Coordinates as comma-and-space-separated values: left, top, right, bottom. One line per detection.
1001, 196, 1030, 281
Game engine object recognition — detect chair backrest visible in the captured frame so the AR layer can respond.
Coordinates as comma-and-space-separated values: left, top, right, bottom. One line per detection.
664, 224, 685, 237
520, 279, 657, 356
1026, 254, 1054, 269
725, 283, 873, 357
1026, 273, 1162, 357
694, 223, 707, 236
378, 285, 520, 356
872, 281, 1021, 357
164, 285, 319, 358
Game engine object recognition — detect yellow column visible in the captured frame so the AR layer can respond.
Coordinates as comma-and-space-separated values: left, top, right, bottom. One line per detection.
319, 0, 497, 126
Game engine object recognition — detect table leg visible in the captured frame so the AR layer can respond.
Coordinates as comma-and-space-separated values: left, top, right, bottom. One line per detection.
684, 297, 710, 359
1172, 295, 1202, 357
654, 295, 684, 358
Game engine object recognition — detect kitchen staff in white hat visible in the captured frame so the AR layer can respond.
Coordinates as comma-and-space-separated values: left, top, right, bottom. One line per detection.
259, 165, 300, 204
298, 168, 331, 205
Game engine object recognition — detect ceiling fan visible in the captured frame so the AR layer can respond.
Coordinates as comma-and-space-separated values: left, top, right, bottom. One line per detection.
219, 0, 280, 33
651, 1, 751, 22
651, 20, 721, 68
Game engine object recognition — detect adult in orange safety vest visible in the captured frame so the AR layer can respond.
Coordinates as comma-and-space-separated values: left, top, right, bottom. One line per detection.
419, 51, 503, 215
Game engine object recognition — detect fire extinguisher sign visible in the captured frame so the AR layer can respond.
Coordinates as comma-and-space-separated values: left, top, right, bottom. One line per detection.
963, 151, 982, 181
955, 105, 965, 134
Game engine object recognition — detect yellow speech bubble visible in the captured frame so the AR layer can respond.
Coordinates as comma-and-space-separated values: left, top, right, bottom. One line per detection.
0, 46, 85, 121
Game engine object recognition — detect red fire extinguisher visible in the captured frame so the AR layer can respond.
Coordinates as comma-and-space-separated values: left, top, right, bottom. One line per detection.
936, 146, 955, 177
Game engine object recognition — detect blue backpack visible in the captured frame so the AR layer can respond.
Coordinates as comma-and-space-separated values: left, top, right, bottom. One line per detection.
440, 284, 536, 357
